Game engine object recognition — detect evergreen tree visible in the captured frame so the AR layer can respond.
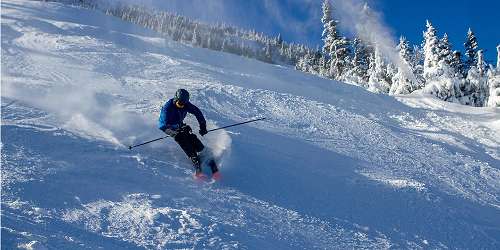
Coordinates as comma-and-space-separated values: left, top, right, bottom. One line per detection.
192, 24, 199, 45
390, 37, 417, 95
466, 50, 488, 106
398, 36, 413, 64
276, 33, 283, 46
321, 0, 335, 58
368, 46, 391, 93
422, 22, 462, 102
438, 33, 453, 65
423, 20, 440, 81
497, 45, 500, 69
296, 50, 314, 73
329, 36, 351, 80
264, 40, 272, 63
411, 45, 426, 89
321, 0, 350, 79
487, 64, 500, 107
464, 28, 479, 71
450, 50, 466, 77
349, 38, 370, 84
477, 49, 487, 76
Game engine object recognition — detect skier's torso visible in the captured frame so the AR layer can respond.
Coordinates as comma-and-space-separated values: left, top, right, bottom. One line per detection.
158, 98, 206, 131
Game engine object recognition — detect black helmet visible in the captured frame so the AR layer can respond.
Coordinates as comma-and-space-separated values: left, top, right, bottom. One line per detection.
174, 89, 190, 104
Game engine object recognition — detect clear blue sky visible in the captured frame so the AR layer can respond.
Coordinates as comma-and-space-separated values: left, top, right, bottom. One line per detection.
151, 0, 499, 63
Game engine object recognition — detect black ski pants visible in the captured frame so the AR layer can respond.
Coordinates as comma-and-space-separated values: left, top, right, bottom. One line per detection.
174, 129, 204, 158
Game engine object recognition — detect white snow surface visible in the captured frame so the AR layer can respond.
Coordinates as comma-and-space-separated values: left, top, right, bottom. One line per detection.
2, 1, 500, 249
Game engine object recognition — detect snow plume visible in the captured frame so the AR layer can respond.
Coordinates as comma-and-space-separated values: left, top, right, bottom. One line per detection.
201, 120, 232, 166
333, 0, 415, 79
3, 80, 151, 147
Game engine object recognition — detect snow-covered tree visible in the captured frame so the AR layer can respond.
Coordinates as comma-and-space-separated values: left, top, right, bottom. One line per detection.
368, 46, 391, 93
191, 24, 199, 45
321, 0, 350, 80
477, 49, 487, 76
329, 37, 351, 80
264, 40, 272, 63
487, 68, 500, 107
390, 37, 417, 95
344, 38, 370, 86
421, 21, 464, 102
438, 33, 453, 65
275, 33, 283, 46
464, 28, 479, 71
450, 50, 466, 78
296, 50, 314, 73
466, 50, 489, 106
321, 0, 335, 59
423, 60, 461, 102
411, 45, 426, 89
485, 45, 500, 107
422, 20, 440, 81
498, 45, 500, 69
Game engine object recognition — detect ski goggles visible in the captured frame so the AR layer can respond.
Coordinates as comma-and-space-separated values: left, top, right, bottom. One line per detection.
175, 100, 186, 108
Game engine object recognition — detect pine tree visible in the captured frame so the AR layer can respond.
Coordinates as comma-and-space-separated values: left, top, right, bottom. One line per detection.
487, 63, 500, 107
264, 40, 272, 63
411, 45, 425, 89
390, 37, 417, 95
438, 33, 453, 65
464, 28, 479, 71
296, 50, 314, 73
192, 24, 199, 45
450, 50, 466, 77
347, 38, 370, 85
276, 33, 283, 46
320, 0, 350, 79
321, 0, 335, 58
497, 45, 500, 69
368, 46, 391, 93
466, 50, 488, 106
423, 20, 440, 81
330, 36, 351, 80
422, 22, 462, 102
477, 49, 487, 76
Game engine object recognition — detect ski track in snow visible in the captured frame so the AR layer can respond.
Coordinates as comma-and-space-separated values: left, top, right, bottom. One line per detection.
2, 0, 500, 249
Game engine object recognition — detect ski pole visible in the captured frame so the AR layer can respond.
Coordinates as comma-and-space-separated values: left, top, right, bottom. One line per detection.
128, 136, 169, 150
206, 117, 266, 133
128, 118, 265, 150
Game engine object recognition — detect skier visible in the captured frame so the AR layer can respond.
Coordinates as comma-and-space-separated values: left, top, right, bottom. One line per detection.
158, 89, 220, 179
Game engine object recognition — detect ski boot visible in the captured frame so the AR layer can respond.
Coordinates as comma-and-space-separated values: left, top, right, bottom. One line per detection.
190, 155, 206, 180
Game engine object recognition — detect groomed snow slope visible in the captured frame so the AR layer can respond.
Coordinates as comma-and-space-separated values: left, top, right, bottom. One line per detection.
2, 1, 500, 249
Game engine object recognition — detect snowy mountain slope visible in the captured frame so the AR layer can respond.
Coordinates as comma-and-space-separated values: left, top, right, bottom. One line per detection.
1, 0, 500, 249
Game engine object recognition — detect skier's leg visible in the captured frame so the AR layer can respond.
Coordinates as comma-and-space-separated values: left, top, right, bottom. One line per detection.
198, 147, 219, 174
208, 159, 219, 174
174, 131, 203, 172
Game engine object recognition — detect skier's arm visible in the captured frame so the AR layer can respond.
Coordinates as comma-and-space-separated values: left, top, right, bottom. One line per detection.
187, 103, 207, 132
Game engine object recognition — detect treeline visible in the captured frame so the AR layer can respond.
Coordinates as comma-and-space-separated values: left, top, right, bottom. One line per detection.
57, 0, 500, 107
69, 0, 316, 66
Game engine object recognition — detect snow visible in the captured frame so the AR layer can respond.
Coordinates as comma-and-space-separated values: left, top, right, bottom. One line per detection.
2, 0, 500, 249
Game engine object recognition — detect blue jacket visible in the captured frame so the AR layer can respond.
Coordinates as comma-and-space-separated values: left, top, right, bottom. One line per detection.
158, 98, 206, 131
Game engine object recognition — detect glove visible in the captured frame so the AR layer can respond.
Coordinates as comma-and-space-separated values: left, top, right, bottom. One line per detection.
163, 124, 182, 137
163, 128, 178, 137
199, 126, 208, 136
180, 124, 192, 133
